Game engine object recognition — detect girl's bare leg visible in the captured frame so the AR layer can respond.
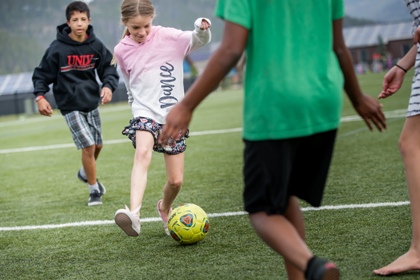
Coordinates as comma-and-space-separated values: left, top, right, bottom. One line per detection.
129, 131, 154, 213
374, 115, 420, 275
160, 152, 184, 214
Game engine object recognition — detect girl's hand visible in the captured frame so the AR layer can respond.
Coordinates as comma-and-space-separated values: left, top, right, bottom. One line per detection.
378, 66, 405, 99
414, 26, 420, 44
200, 19, 211, 30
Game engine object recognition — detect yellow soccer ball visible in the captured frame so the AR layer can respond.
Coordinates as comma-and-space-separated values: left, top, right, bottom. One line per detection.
168, 203, 210, 245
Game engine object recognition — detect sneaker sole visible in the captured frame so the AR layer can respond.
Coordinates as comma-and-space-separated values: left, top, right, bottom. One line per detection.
87, 201, 102, 206
323, 267, 340, 280
77, 171, 88, 183
115, 212, 139, 236
98, 182, 106, 195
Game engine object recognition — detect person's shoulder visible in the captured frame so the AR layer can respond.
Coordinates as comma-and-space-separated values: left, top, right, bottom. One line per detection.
90, 36, 108, 49
47, 36, 61, 45
43, 39, 64, 54
155, 25, 178, 34
155, 25, 184, 39
114, 42, 123, 56
114, 36, 131, 52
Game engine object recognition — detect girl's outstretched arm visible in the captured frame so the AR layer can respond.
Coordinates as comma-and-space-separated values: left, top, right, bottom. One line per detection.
159, 21, 248, 145
378, 45, 416, 99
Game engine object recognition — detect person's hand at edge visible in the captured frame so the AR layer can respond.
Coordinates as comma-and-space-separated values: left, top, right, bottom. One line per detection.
159, 102, 192, 146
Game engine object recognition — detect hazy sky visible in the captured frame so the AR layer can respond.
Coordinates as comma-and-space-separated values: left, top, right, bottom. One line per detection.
344, 0, 410, 22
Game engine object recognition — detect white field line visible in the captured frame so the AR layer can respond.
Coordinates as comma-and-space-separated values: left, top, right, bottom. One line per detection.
0, 108, 407, 128
0, 104, 129, 128
0, 109, 407, 155
0, 201, 409, 232
0, 128, 243, 154
0, 109, 409, 231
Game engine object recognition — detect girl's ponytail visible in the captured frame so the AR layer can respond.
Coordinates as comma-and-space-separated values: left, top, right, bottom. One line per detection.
111, 27, 130, 66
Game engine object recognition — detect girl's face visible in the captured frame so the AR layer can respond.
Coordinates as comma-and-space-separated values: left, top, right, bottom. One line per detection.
124, 15, 153, 44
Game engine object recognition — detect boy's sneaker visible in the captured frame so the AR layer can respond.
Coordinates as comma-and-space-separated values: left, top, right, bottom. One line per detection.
87, 190, 103, 206
77, 170, 106, 196
115, 206, 141, 236
77, 170, 88, 183
97, 180, 106, 195
156, 199, 172, 236
305, 256, 340, 280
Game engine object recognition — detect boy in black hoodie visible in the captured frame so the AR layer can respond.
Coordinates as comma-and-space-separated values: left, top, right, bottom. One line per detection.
32, 1, 119, 206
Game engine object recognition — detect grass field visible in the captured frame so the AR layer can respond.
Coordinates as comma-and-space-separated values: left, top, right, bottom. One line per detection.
0, 71, 418, 279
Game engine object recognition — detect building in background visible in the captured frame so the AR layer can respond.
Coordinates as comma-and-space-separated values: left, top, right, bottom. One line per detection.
344, 22, 412, 73
0, 22, 414, 116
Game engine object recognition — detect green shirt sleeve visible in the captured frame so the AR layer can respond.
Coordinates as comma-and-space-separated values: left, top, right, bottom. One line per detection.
215, 0, 251, 29
332, 0, 344, 20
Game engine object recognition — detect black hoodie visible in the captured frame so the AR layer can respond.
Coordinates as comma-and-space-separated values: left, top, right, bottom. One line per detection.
32, 23, 119, 115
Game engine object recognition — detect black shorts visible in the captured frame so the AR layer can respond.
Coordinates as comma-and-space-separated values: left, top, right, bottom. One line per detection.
243, 129, 337, 215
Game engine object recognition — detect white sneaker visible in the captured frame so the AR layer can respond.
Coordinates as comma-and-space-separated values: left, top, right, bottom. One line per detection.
156, 199, 172, 236
115, 206, 140, 236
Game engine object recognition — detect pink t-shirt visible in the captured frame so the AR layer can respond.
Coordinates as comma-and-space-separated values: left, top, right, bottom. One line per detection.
114, 18, 211, 123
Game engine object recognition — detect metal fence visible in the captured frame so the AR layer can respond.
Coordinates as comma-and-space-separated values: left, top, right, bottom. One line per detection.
0, 85, 128, 117
0, 77, 198, 117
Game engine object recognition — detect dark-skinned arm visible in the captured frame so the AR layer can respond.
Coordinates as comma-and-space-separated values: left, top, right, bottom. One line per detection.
159, 21, 249, 145
333, 19, 386, 131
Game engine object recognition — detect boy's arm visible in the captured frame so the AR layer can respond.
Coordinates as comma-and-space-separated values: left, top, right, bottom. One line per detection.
32, 48, 57, 116
333, 18, 386, 132
97, 45, 120, 94
32, 48, 58, 98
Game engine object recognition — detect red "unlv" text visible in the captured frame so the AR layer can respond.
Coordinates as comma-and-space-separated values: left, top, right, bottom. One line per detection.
61, 54, 95, 72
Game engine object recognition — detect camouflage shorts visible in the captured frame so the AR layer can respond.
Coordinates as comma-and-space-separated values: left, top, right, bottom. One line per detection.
122, 116, 189, 155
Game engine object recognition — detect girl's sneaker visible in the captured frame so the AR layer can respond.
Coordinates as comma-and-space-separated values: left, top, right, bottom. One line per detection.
115, 206, 141, 236
156, 199, 172, 236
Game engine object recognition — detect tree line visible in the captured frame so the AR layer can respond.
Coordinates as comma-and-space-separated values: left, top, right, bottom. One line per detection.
0, 0, 376, 75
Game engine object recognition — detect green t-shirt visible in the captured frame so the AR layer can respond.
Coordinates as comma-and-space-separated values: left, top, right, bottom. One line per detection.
215, 0, 345, 140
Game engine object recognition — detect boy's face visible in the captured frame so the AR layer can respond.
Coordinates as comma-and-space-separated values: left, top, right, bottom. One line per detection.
124, 15, 153, 44
66, 11, 91, 39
